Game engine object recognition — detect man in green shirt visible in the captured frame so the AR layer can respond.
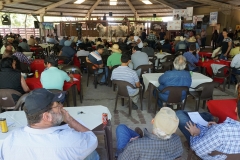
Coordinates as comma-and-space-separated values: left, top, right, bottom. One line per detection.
107, 44, 122, 69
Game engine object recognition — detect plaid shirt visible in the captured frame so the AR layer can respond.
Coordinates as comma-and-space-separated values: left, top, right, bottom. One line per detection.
118, 129, 183, 160
13, 52, 32, 64
191, 118, 240, 160
148, 33, 157, 41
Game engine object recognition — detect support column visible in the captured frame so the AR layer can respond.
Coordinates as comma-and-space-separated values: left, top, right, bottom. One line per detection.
40, 13, 45, 42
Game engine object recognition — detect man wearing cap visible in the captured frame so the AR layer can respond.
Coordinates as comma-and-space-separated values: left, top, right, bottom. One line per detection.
0, 88, 99, 160
59, 40, 77, 64
115, 107, 183, 160
41, 55, 74, 91
28, 35, 36, 46
107, 44, 122, 69
141, 42, 154, 57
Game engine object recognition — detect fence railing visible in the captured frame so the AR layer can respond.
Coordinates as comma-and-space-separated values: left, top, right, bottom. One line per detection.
0, 28, 40, 39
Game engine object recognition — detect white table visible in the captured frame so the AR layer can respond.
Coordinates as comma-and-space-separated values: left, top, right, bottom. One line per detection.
142, 72, 213, 112
0, 105, 112, 143
38, 43, 54, 55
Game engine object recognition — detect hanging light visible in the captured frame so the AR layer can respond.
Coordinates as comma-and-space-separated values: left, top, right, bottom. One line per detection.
110, 0, 117, 5
141, 0, 152, 4
74, 0, 85, 4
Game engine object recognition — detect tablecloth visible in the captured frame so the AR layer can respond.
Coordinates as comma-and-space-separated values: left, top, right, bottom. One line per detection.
0, 105, 112, 144
199, 52, 212, 58
30, 46, 42, 52
142, 72, 212, 92
30, 59, 45, 74
207, 99, 237, 123
26, 74, 81, 92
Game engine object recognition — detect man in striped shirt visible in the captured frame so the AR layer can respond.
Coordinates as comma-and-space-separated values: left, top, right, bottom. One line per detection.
111, 54, 140, 109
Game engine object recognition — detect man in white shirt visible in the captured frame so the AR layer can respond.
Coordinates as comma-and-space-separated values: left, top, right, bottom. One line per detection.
129, 33, 143, 49
77, 43, 90, 57
0, 88, 99, 160
230, 53, 240, 83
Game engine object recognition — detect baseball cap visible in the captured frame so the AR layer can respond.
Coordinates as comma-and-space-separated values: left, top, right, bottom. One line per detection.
24, 88, 65, 115
153, 107, 179, 135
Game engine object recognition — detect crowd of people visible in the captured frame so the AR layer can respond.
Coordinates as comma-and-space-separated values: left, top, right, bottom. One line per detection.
0, 25, 240, 159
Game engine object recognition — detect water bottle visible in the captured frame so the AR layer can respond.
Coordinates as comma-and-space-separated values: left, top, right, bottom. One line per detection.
202, 57, 204, 62
35, 70, 39, 78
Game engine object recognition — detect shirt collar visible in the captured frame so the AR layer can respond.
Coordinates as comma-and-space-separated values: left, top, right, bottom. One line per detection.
224, 117, 240, 124
144, 128, 165, 140
24, 124, 69, 134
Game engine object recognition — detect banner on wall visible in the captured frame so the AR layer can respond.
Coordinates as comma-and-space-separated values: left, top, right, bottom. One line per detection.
42, 22, 54, 29
186, 7, 193, 20
167, 20, 181, 30
209, 12, 218, 26
193, 15, 204, 25
173, 9, 187, 20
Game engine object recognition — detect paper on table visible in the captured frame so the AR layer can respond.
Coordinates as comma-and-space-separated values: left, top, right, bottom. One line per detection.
73, 78, 79, 81
7, 121, 14, 127
188, 112, 208, 127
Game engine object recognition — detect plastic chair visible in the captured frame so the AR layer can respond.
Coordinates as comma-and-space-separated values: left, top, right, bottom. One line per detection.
189, 82, 220, 111
212, 66, 230, 91
162, 55, 175, 62
61, 65, 83, 103
112, 80, 143, 116
155, 86, 189, 113
148, 56, 157, 73
78, 56, 87, 73
0, 89, 28, 112
175, 49, 186, 55
185, 61, 201, 72
107, 65, 120, 87
156, 60, 173, 73
57, 56, 73, 65
188, 148, 240, 160
20, 62, 31, 73
86, 63, 105, 89
228, 67, 240, 86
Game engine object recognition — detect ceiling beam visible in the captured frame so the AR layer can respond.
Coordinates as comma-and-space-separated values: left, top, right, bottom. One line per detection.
0, 0, 30, 9
125, 0, 139, 18
152, 0, 178, 9
33, 0, 73, 14
85, 0, 101, 19
191, 0, 240, 10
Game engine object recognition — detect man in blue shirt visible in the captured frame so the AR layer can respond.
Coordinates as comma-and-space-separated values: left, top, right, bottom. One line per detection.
87, 45, 108, 84
18, 39, 30, 52
41, 55, 73, 90
156, 55, 192, 107
183, 44, 200, 71
60, 40, 76, 64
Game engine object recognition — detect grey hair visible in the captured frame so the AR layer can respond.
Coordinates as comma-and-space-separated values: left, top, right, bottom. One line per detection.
153, 127, 172, 140
173, 55, 186, 70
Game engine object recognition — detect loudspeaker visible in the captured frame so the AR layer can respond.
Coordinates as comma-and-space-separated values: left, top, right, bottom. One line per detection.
153, 14, 156, 18
197, 21, 202, 29
1, 14, 11, 25
34, 21, 39, 28
109, 12, 112, 17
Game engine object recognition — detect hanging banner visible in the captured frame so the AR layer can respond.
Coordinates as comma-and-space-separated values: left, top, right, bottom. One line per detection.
173, 9, 187, 20
186, 7, 193, 20
209, 12, 218, 26
193, 15, 204, 25
42, 22, 54, 29
167, 20, 181, 30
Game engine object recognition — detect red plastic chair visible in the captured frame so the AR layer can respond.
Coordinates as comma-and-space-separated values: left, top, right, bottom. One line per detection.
30, 59, 45, 74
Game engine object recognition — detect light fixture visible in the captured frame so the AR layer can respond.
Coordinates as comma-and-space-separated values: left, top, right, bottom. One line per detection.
141, 0, 152, 4
110, 0, 117, 5
74, 0, 85, 4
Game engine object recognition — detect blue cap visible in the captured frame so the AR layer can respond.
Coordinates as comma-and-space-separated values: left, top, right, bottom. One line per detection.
64, 40, 72, 46
24, 88, 65, 115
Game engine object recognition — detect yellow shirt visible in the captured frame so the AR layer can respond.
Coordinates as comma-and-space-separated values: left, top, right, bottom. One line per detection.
229, 47, 240, 57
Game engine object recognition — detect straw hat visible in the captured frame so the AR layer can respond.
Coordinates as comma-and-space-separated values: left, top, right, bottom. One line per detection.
143, 42, 148, 47
180, 36, 185, 41
153, 107, 179, 135
174, 36, 180, 41
109, 44, 121, 53
95, 41, 103, 46
7, 37, 14, 41
188, 37, 196, 42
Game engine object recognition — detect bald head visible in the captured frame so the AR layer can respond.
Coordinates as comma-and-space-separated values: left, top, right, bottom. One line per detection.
173, 55, 186, 70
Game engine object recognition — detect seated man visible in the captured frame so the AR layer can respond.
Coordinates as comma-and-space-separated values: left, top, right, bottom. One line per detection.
116, 107, 183, 159
128, 33, 143, 49
60, 40, 76, 64
86, 45, 108, 84
0, 88, 99, 160
13, 46, 32, 64
175, 36, 187, 52
157, 55, 192, 107
230, 53, 240, 83
27, 35, 36, 46
77, 43, 89, 57
176, 100, 240, 159
229, 45, 240, 57
41, 55, 74, 90
131, 46, 149, 76
107, 44, 122, 69
18, 38, 30, 52
141, 42, 154, 57
183, 44, 200, 72
111, 54, 140, 109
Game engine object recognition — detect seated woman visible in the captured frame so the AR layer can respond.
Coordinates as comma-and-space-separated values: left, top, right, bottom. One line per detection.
0, 57, 30, 102
183, 44, 200, 72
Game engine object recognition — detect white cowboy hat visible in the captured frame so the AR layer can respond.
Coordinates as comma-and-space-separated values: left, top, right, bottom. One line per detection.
174, 36, 180, 41
109, 44, 121, 53
180, 36, 185, 41
188, 37, 196, 42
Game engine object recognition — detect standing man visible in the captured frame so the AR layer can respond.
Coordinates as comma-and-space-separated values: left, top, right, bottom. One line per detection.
147, 30, 157, 49
141, 29, 147, 42
0, 88, 99, 160
128, 33, 143, 49
201, 29, 207, 49
159, 29, 166, 41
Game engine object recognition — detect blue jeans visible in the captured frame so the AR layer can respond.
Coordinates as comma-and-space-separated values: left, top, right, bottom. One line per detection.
95, 66, 108, 83
176, 110, 213, 143
116, 124, 140, 154
84, 150, 99, 160
219, 54, 227, 60
231, 68, 240, 83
